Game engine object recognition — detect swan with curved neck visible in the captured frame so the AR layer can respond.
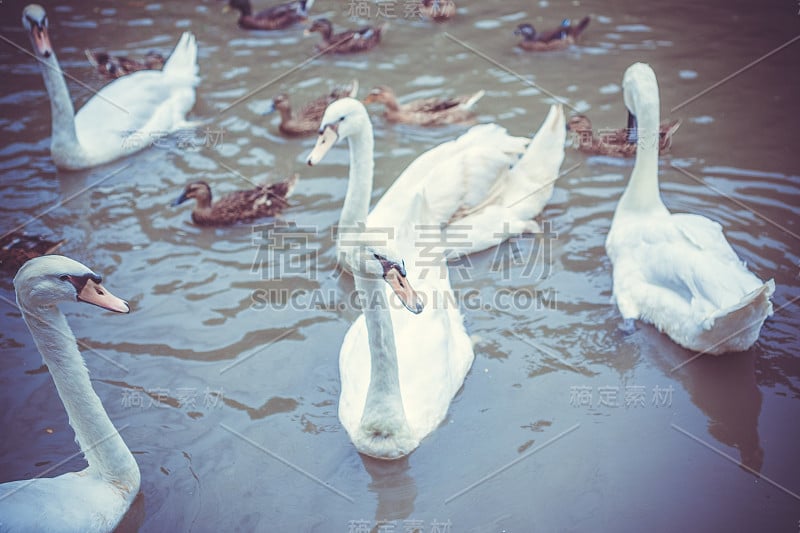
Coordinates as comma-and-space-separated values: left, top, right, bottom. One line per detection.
307, 100, 475, 458
22, 4, 198, 170
606, 63, 774, 354
344, 239, 426, 457
0, 255, 138, 532
307, 97, 566, 262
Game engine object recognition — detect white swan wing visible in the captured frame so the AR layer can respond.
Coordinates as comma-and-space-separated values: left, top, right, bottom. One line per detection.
608, 213, 766, 322
370, 123, 528, 228
0, 473, 132, 533
74, 32, 198, 161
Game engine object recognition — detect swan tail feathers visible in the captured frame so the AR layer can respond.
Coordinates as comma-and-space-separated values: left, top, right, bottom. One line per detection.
347, 79, 359, 98
462, 89, 486, 110
701, 279, 774, 353
163, 32, 199, 85
573, 16, 591, 37
510, 104, 566, 187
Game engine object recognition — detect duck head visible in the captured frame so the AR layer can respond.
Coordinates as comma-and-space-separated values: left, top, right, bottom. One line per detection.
14, 255, 129, 314
304, 18, 333, 39
263, 93, 290, 115
22, 4, 53, 58
172, 181, 213, 208
514, 23, 537, 41
224, 0, 252, 16
363, 86, 395, 106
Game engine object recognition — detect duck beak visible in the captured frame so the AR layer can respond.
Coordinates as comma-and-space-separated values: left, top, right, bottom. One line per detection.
262, 100, 276, 115
384, 267, 424, 315
627, 111, 638, 144
77, 278, 130, 314
306, 124, 338, 166
171, 191, 189, 207
303, 27, 313, 36
29, 23, 52, 58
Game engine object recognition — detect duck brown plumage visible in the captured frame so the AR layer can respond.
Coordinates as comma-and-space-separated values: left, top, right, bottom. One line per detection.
269, 80, 359, 137
419, 0, 456, 22
363, 85, 485, 126
566, 114, 682, 157
172, 175, 298, 226
305, 18, 384, 54
225, 0, 313, 30
514, 16, 590, 51
85, 49, 165, 79
0, 233, 64, 274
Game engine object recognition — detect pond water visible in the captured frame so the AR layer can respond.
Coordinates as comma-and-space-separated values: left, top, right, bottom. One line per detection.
0, 0, 798, 531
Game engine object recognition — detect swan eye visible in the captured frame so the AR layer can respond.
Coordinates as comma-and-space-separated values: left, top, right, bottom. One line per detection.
59, 275, 69, 281
339, 116, 345, 122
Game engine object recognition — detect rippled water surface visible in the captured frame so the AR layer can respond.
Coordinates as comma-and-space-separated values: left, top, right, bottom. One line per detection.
1, 0, 799, 531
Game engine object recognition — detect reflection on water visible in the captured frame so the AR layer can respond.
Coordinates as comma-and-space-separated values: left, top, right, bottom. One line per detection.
361, 455, 417, 529
0, 0, 799, 530
640, 330, 764, 472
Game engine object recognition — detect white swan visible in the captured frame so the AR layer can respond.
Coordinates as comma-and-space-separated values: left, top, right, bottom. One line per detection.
0, 256, 138, 532
22, 4, 199, 170
306, 100, 475, 459
605, 63, 774, 354
306, 97, 566, 262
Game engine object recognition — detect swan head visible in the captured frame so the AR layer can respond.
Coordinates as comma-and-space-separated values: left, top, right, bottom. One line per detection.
306, 98, 370, 166
14, 255, 130, 314
622, 62, 659, 144
22, 4, 53, 58
345, 239, 424, 315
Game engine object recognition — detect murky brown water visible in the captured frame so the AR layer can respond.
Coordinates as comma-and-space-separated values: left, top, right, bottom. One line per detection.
1, 0, 799, 531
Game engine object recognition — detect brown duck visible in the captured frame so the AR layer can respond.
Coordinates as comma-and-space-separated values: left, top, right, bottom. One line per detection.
420, 0, 456, 22
305, 18, 384, 54
364, 85, 485, 126
85, 49, 165, 79
267, 80, 359, 137
224, 0, 314, 30
0, 232, 64, 274
172, 175, 298, 226
567, 114, 682, 157
514, 16, 590, 51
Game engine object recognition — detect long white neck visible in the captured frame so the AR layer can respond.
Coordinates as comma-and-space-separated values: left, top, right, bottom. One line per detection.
618, 95, 668, 214
355, 275, 411, 437
339, 120, 375, 229
20, 304, 139, 489
37, 52, 83, 160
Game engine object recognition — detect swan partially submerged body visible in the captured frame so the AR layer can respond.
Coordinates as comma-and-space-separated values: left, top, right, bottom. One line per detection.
23, 4, 198, 169
1, 256, 138, 532
337, 227, 474, 459
606, 63, 774, 354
